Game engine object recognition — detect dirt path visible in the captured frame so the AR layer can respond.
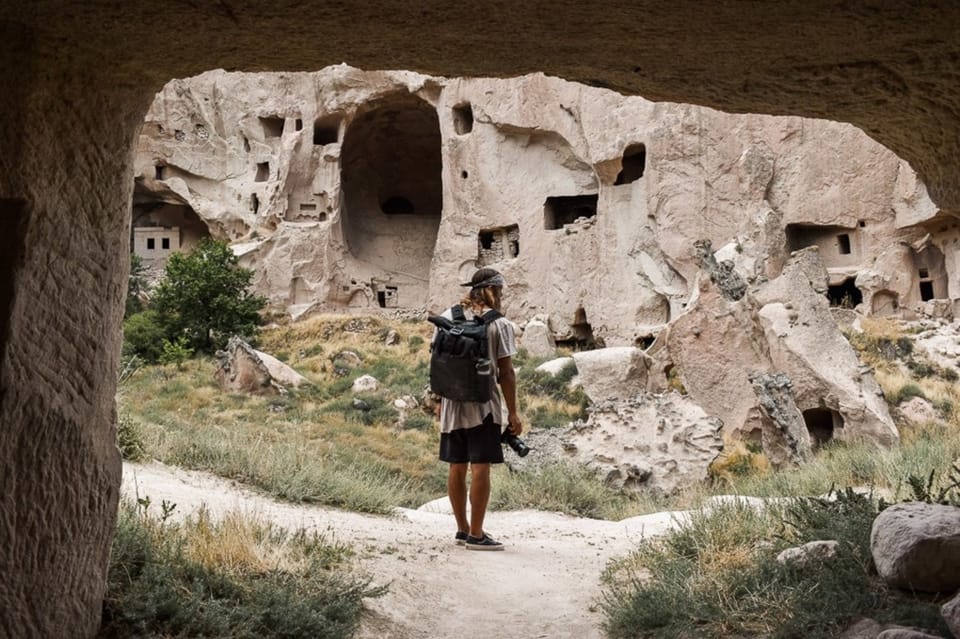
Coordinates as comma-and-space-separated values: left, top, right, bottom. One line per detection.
122, 461, 686, 639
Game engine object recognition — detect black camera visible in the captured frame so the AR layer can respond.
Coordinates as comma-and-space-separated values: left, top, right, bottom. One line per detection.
501, 430, 531, 457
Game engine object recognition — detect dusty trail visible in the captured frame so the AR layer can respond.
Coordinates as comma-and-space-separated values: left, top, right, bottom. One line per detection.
122, 461, 685, 639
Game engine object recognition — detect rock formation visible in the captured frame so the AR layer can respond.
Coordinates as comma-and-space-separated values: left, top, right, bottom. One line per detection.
516, 392, 724, 496
133, 67, 909, 470
214, 337, 308, 394
134, 67, 951, 346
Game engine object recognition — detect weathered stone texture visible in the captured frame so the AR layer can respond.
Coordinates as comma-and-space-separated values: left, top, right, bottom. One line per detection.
0, 64, 137, 637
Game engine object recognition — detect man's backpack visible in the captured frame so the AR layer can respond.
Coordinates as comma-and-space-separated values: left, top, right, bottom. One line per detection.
427, 305, 503, 403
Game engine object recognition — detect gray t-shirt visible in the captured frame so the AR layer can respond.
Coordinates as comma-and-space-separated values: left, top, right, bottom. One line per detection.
438, 306, 518, 434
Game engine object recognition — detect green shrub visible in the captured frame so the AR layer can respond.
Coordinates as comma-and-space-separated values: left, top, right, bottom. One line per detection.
116, 414, 146, 461
890, 383, 925, 405
150, 238, 266, 354
123, 310, 168, 363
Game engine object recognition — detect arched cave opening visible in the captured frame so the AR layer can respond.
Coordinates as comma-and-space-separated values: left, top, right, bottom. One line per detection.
340, 92, 442, 304
827, 277, 862, 308
801, 407, 842, 449
614, 143, 646, 185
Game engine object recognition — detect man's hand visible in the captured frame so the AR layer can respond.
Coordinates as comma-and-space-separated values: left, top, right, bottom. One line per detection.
507, 412, 523, 436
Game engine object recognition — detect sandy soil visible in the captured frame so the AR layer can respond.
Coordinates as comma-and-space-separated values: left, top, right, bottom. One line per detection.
122, 461, 687, 639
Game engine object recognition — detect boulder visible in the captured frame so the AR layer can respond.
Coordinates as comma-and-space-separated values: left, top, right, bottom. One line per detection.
876, 630, 945, 639
897, 397, 938, 427
871, 502, 960, 593
515, 392, 723, 495
215, 337, 290, 395
254, 350, 309, 388
571, 347, 665, 402
352, 374, 379, 393
666, 248, 898, 456
520, 316, 556, 359
536, 356, 576, 377
840, 618, 885, 639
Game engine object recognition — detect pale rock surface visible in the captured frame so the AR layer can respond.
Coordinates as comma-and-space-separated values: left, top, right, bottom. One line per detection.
898, 397, 939, 427
841, 620, 947, 639
516, 392, 724, 495
352, 374, 379, 393
942, 591, 960, 639
133, 67, 944, 346
841, 619, 886, 639
536, 356, 576, 377
666, 249, 897, 458
775, 539, 839, 566
254, 350, 309, 388
871, 502, 960, 593
520, 316, 556, 359
215, 337, 289, 395
571, 347, 665, 402
911, 321, 960, 373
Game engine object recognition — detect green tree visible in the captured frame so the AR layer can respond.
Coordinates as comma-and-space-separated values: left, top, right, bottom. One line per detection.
122, 309, 167, 363
151, 238, 266, 354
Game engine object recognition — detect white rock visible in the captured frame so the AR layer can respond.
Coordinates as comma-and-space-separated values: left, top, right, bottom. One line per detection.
775, 540, 839, 566
352, 374, 379, 393
572, 347, 664, 402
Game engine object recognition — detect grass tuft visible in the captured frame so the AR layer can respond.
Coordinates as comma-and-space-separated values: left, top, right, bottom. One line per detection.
99, 499, 384, 639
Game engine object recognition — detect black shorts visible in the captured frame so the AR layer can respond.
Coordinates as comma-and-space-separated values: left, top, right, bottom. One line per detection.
439, 414, 504, 464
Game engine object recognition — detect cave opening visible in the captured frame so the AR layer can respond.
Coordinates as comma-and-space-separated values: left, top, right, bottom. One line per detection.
340, 92, 442, 306
544, 194, 598, 230
802, 407, 842, 449
614, 143, 646, 185
827, 277, 862, 308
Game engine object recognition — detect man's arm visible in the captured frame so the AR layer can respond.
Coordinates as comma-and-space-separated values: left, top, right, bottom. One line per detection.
497, 356, 523, 435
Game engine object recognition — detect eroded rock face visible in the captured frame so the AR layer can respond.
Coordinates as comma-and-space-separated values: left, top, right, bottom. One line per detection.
666, 249, 897, 458
134, 67, 946, 345
215, 337, 304, 395
517, 392, 724, 496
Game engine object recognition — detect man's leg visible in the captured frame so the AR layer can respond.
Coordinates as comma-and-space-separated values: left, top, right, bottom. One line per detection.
468, 463, 491, 538
448, 463, 469, 533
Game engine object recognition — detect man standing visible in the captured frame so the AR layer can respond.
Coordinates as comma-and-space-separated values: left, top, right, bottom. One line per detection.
436, 267, 523, 550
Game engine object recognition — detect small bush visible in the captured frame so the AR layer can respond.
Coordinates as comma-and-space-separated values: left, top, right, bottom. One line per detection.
100, 500, 383, 639
116, 414, 146, 461
890, 383, 925, 405
123, 310, 168, 363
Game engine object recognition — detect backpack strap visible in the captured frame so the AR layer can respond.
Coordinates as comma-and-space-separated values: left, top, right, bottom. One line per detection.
479, 309, 503, 325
